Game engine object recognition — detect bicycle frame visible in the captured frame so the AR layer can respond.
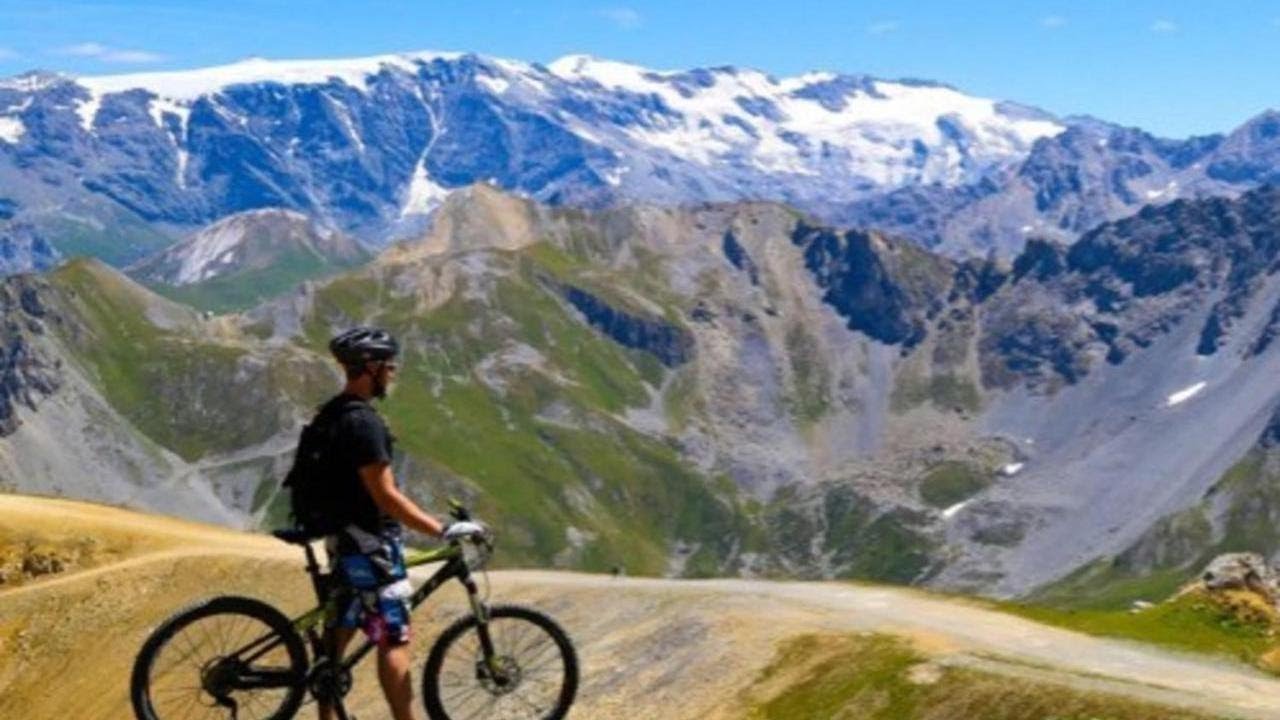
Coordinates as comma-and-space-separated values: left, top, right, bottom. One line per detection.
291, 543, 487, 672
217, 539, 495, 720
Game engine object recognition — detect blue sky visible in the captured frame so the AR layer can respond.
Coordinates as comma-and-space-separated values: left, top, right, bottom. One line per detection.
0, 1, 1277, 138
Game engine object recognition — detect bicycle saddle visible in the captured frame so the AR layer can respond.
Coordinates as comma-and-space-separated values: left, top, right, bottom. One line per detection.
271, 528, 316, 546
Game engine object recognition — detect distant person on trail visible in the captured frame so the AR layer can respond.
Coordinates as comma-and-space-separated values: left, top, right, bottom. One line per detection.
317, 326, 446, 720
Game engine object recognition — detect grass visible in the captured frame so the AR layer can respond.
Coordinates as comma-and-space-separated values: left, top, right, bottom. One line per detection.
891, 372, 982, 414
784, 323, 831, 423
764, 484, 936, 583
297, 248, 759, 574
38, 208, 174, 268
140, 247, 366, 314
918, 461, 992, 509
1028, 452, 1280, 612
745, 633, 1217, 720
991, 587, 1280, 673
46, 259, 334, 460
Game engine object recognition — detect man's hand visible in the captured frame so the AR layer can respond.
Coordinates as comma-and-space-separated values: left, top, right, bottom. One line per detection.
442, 520, 488, 543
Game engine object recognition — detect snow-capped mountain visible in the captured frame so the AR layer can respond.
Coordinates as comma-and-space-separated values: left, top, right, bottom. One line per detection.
0, 50, 1065, 272
2, 50, 1278, 274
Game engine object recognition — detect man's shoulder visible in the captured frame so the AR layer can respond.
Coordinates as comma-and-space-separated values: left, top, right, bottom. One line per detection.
327, 395, 385, 431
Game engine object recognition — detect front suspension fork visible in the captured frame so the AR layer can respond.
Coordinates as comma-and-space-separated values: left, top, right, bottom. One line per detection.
462, 574, 502, 675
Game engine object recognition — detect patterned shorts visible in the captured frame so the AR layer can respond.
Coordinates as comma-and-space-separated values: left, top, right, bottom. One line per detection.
328, 536, 413, 647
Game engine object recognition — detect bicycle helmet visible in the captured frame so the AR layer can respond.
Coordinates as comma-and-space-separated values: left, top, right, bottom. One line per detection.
329, 326, 399, 366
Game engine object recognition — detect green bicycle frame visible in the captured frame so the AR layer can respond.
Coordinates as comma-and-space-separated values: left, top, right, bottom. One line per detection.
291, 543, 489, 672
217, 537, 498, 720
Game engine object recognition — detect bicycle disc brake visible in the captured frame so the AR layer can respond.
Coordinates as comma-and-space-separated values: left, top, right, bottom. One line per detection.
476, 655, 522, 696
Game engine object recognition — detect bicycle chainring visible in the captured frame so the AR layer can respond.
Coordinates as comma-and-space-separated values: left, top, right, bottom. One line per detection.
308, 658, 353, 703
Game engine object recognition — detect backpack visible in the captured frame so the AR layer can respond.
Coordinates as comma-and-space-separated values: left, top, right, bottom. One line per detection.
282, 397, 363, 538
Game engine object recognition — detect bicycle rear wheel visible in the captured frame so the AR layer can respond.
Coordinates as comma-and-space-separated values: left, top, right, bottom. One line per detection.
130, 595, 308, 720
422, 604, 578, 720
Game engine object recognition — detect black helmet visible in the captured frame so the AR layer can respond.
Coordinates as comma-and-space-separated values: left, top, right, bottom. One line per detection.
329, 326, 399, 366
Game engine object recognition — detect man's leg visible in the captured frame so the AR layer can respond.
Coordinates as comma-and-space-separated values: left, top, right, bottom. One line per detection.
378, 642, 418, 720
317, 627, 356, 720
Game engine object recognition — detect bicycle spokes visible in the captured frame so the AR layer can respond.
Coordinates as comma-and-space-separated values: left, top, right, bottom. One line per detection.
435, 615, 570, 719
145, 609, 298, 719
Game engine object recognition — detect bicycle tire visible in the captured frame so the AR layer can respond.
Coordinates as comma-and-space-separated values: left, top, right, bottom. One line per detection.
422, 604, 579, 720
130, 595, 308, 720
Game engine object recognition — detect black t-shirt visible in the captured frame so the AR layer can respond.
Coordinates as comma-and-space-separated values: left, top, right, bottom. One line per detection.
325, 393, 401, 539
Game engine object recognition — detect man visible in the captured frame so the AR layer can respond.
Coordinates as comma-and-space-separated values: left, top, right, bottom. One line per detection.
319, 326, 446, 720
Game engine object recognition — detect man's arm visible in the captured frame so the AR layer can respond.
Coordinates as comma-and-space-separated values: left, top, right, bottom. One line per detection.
358, 463, 445, 538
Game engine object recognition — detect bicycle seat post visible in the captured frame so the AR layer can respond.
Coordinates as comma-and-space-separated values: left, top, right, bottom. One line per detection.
302, 541, 328, 602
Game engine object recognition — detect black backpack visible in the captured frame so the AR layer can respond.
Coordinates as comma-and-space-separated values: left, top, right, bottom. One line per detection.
282, 397, 363, 538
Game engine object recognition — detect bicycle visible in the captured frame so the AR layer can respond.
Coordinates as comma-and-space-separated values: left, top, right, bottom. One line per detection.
129, 503, 579, 720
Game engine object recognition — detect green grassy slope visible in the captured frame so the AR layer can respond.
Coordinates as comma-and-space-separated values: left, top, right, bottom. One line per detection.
294, 243, 759, 574
142, 246, 367, 314
745, 634, 1215, 720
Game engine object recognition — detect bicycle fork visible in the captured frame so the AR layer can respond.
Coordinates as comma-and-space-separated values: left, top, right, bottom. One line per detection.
463, 574, 513, 687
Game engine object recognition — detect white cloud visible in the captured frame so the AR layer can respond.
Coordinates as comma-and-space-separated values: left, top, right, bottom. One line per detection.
1040, 15, 1067, 29
867, 20, 900, 36
1150, 19, 1178, 33
58, 42, 164, 63
597, 7, 642, 30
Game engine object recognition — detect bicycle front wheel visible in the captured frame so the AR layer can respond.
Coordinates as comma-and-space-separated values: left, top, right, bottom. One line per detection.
130, 595, 308, 720
422, 604, 579, 720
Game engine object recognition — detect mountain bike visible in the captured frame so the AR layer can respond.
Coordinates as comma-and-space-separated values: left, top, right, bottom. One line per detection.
129, 503, 579, 720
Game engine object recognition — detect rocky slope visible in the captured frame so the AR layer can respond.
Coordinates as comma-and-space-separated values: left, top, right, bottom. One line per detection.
126, 208, 370, 311
6, 185, 1280, 598
845, 113, 1280, 258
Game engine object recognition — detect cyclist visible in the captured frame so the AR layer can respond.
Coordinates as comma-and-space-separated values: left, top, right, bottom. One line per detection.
319, 326, 446, 720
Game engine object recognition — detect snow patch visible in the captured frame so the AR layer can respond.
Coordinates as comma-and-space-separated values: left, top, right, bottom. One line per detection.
1145, 180, 1178, 200
1001, 462, 1024, 477
326, 94, 365, 154
75, 93, 102, 132
1166, 381, 1207, 407
941, 500, 971, 520
547, 54, 1063, 186
400, 162, 451, 218
0, 116, 25, 144
77, 51, 468, 101
476, 74, 510, 95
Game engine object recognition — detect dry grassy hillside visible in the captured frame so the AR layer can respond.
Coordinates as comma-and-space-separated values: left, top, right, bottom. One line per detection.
0, 494, 1263, 719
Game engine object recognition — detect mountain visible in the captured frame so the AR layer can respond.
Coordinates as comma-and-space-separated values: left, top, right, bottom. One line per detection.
841, 115, 1280, 258
126, 207, 371, 311
0, 51, 1067, 274
4, 52, 1279, 274
7, 185, 1280, 600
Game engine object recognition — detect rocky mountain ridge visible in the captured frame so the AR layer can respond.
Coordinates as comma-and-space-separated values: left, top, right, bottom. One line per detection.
5, 185, 1280, 599
2, 52, 1279, 274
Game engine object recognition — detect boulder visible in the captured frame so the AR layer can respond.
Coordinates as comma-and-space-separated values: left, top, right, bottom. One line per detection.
1201, 552, 1280, 605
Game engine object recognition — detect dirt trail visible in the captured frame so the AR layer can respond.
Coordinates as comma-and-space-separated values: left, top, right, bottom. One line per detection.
482, 571, 1280, 719
5, 494, 1280, 719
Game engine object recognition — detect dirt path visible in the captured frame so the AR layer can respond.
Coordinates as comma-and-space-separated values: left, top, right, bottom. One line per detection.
6, 494, 1280, 718
465, 571, 1280, 719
